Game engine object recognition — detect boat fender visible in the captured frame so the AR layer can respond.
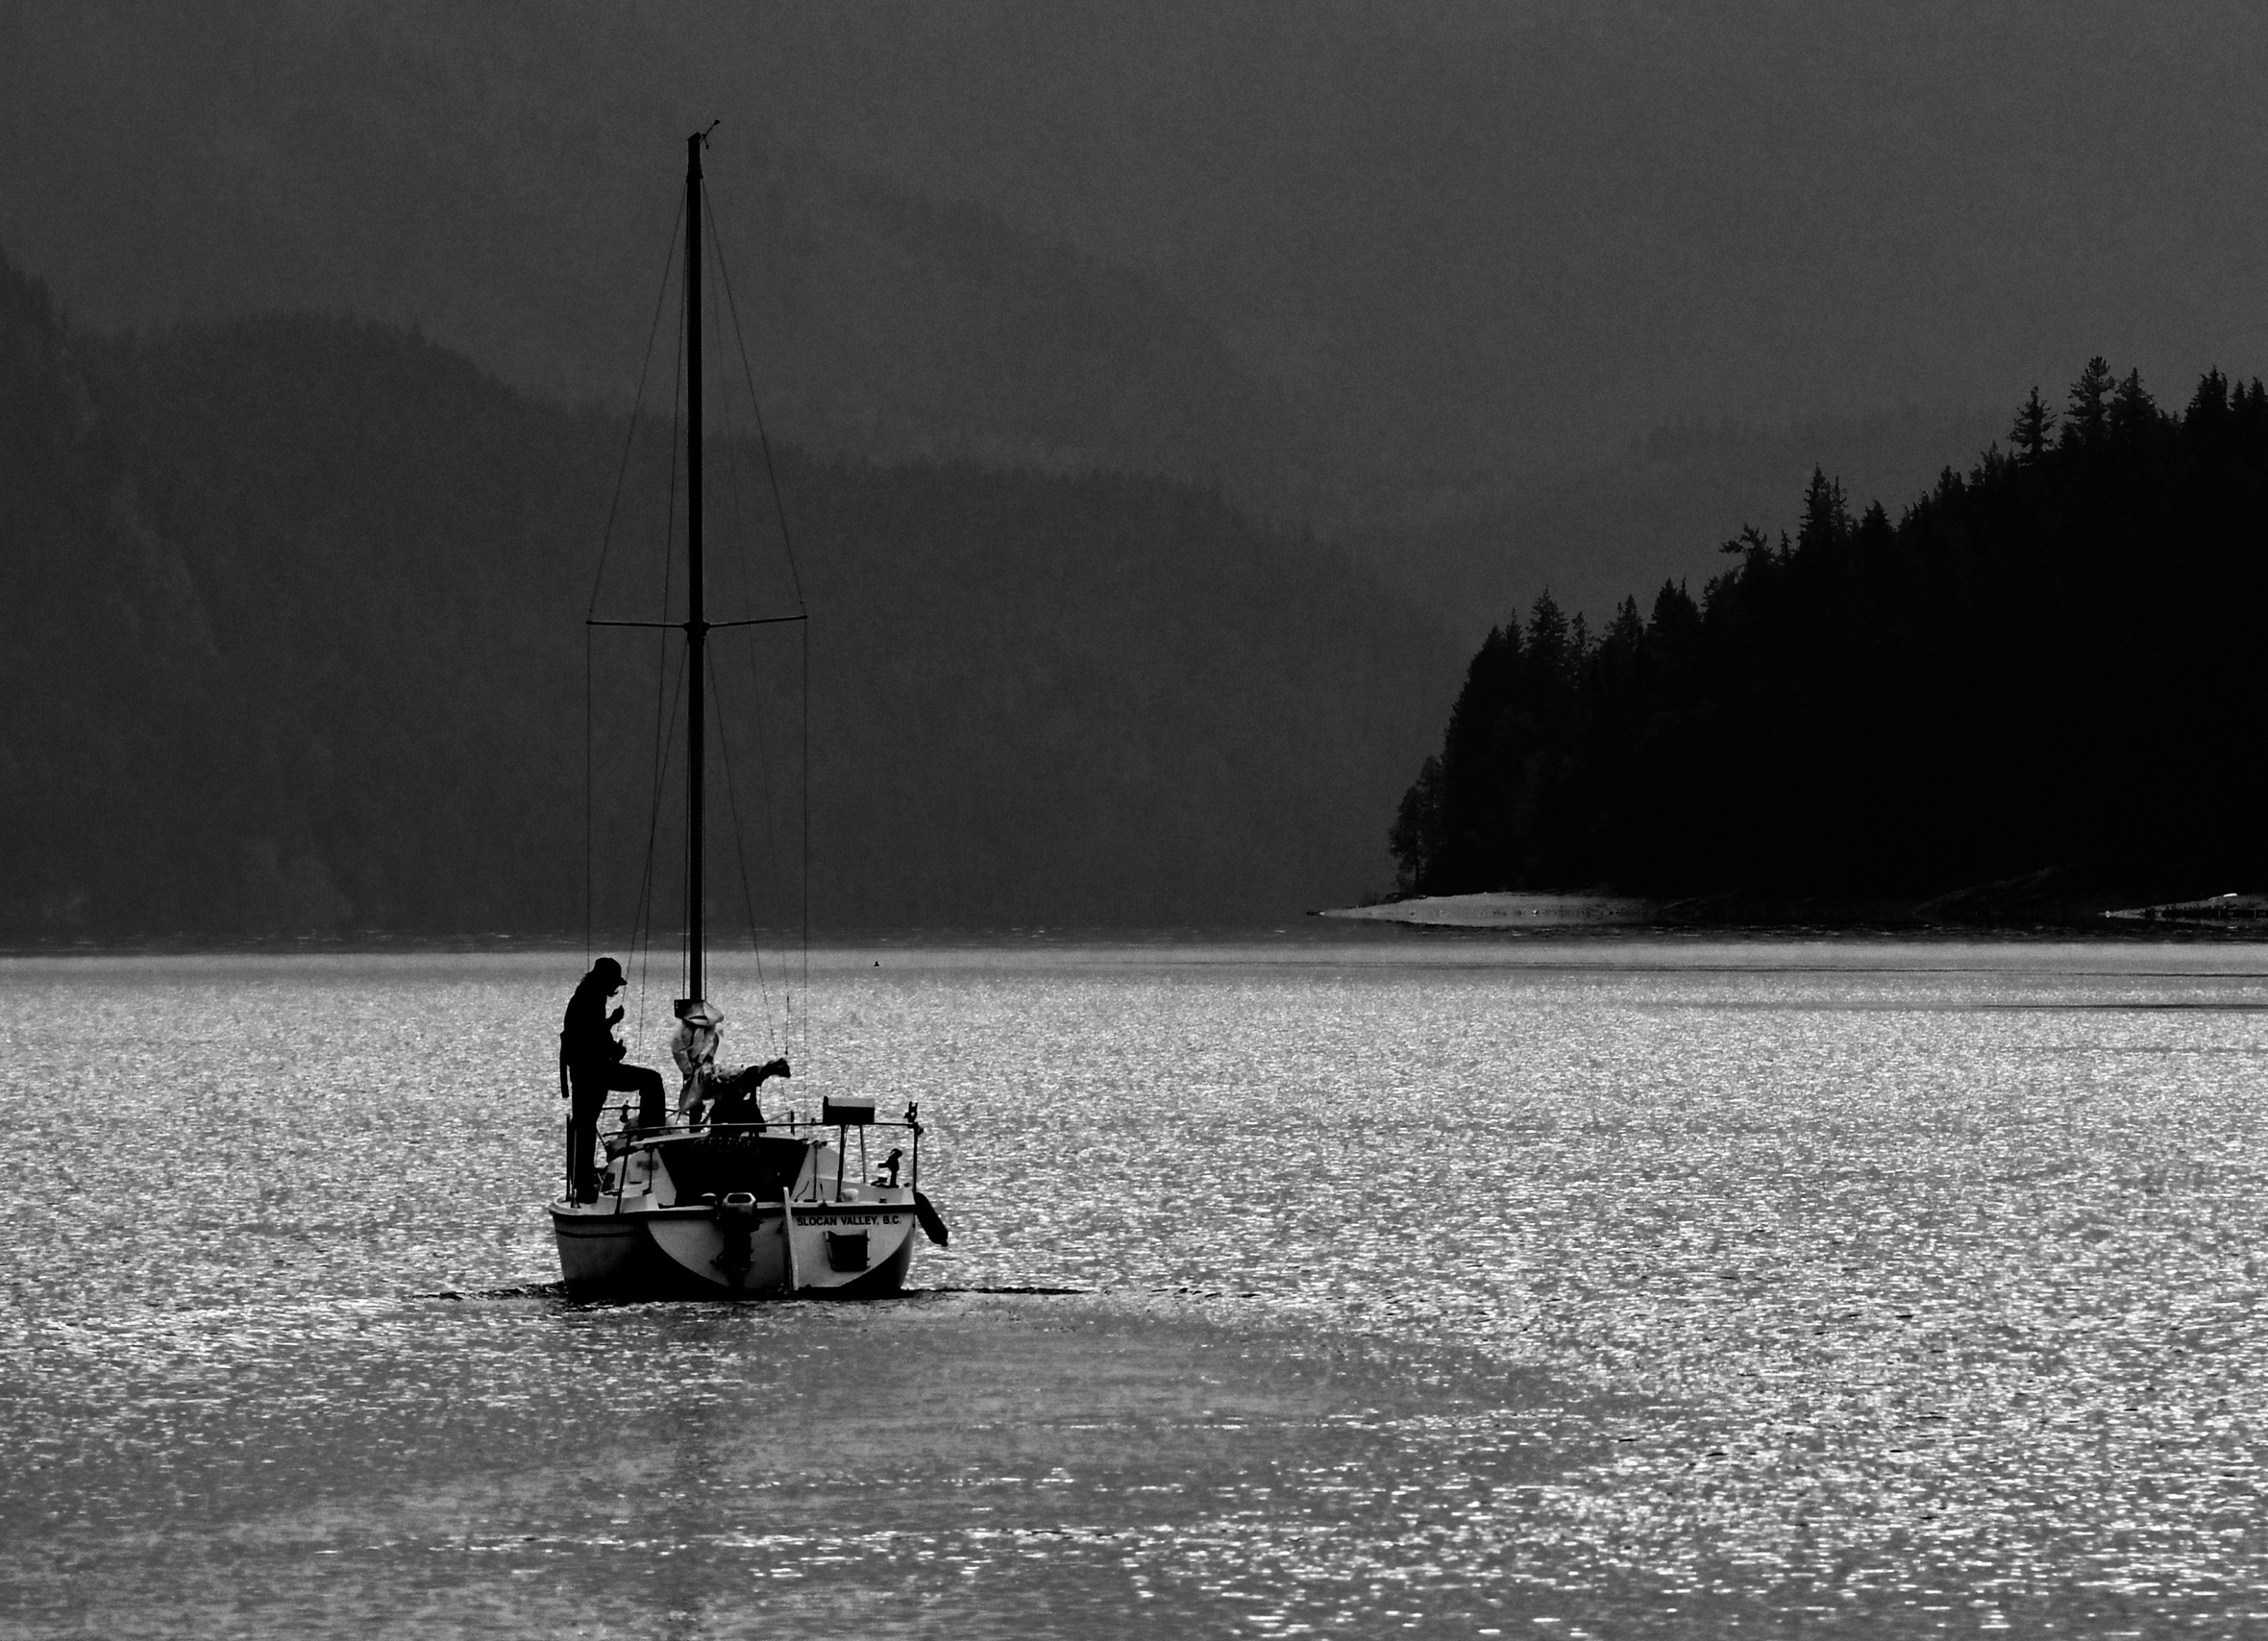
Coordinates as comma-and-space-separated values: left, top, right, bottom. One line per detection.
713, 1191, 759, 1286
914, 1189, 950, 1248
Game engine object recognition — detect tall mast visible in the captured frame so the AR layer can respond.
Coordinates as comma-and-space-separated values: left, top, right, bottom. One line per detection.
684, 129, 707, 1002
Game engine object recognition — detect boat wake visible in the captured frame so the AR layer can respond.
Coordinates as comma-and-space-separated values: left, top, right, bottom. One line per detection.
923, 1285, 1089, 1296
409, 1284, 1262, 1304
409, 1282, 1093, 1304
413, 1284, 571, 1301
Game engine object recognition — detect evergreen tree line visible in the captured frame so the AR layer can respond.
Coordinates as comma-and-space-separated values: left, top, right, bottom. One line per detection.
1392, 359, 2268, 908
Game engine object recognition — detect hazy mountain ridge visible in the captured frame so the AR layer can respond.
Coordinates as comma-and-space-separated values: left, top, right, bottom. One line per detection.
668, 2, 2268, 473
0, 248, 1460, 936
13, 2, 2224, 627
0, 2, 1297, 505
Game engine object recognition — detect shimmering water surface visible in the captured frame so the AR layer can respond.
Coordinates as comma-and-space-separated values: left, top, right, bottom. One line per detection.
8, 938, 2268, 1637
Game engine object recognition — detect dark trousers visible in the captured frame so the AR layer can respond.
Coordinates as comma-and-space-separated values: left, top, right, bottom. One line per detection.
566, 1062, 667, 1200
703, 1064, 772, 1127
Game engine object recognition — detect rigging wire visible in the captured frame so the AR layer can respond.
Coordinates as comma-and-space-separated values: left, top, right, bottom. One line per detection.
583, 624, 592, 965
707, 181, 808, 617
629, 283, 688, 1036
709, 647, 780, 1056
584, 195, 685, 966
579, 151, 818, 1076
706, 171, 814, 1065
705, 196, 793, 1052
587, 198, 685, 622
801, 625, 809, 1065
631, 645, 688, 1043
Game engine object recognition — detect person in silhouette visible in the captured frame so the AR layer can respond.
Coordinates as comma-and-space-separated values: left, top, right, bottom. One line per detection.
558, 957, 666, 1202
668, 997, 788, 1127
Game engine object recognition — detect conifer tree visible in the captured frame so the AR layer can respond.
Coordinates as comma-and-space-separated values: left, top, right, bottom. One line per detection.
1648, 579, 1701, 645
1526, 590, 1570, 693
1796, 468, 1850, 554
2010, 386, 2056, 461
1720, 523, 1776, 567
2063, 356, 2114, 446
2108, 368, 2157, 443
1390, 756, 1444, 894
2185, 368, 2231, 429
1604, 596, 1644, 653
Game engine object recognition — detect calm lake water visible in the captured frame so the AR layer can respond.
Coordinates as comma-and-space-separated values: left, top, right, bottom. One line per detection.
7, 937, 2268, 1637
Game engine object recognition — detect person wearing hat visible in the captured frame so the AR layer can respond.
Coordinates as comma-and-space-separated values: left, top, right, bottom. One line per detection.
557, 957, 667, 1201
669, 996, 788, 1127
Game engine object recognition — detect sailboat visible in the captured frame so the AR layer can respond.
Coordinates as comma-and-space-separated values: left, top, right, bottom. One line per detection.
549, 131, 945, 1300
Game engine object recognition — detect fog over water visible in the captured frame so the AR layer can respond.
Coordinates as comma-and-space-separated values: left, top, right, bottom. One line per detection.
8, 938, 2268, 1635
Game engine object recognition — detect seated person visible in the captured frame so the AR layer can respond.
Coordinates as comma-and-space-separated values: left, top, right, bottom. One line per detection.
704, 1058, 789, 1126
669, 997, 789, 1126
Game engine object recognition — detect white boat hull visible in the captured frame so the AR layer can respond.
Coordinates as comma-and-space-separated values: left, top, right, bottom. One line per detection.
551, 1198, 921, 1300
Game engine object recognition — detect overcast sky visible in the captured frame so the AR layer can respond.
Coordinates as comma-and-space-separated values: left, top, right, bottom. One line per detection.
6, 1, 2261, 524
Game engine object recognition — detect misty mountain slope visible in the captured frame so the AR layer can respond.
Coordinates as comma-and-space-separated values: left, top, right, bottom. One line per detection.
777, 463, 1449, 923
714, 1, 2268, 478
0, 250, 1459, 936
13, 2, 2266, 647
0, 2, 1294, 502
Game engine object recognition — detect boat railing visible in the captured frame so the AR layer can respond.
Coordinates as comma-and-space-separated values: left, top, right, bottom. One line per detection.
598, 1113, 924, 1139
595, 1100, 925, 1194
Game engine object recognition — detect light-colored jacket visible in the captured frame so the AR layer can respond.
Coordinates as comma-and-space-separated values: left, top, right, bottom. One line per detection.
669, 1006, 724, 1112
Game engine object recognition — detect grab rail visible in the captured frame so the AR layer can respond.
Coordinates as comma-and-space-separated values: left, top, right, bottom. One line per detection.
596, 1103, 926, 1191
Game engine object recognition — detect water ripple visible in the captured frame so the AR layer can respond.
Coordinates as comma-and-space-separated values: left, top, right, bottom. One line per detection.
7, 942, 2268, 1634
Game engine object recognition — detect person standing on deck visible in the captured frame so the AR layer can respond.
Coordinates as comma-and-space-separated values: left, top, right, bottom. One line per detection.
559, 957, 667, 1202
669, 997, 789, 1125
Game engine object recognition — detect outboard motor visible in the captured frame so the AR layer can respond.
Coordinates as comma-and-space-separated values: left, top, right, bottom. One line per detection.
713, 1191, 758, 1286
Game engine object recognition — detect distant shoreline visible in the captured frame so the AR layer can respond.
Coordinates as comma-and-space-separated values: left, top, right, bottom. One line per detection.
1318, 883, 2268, 936
13, 887, 2268, 956
1319, 893, 1656, 928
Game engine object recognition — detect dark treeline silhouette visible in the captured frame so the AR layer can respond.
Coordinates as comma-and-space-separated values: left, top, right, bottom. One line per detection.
1393, 359, 2268, 912
0, 249, 1457, 939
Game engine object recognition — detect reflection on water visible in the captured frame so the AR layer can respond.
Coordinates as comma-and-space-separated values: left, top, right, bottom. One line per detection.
7, 940, 2268, 1635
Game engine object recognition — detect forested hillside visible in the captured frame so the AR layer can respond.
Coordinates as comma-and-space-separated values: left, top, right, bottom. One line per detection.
1392, 361, 2268, 912
0, 252, 1457, 938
